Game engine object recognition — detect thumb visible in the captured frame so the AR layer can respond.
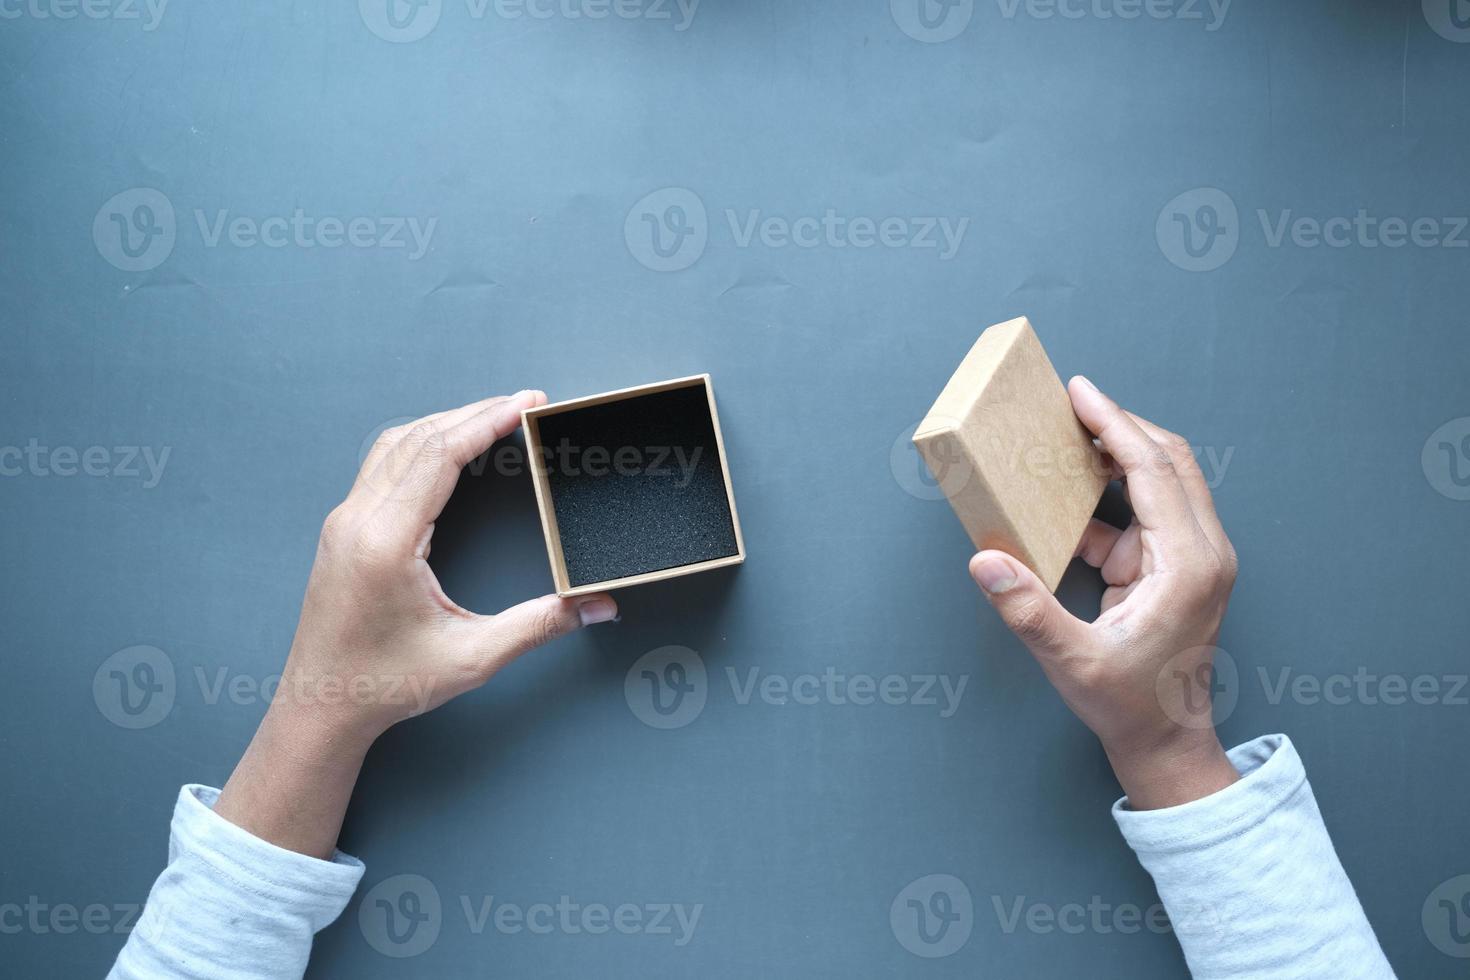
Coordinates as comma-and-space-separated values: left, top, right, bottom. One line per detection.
969, 551, 1086, 658
460, 593, 619, 680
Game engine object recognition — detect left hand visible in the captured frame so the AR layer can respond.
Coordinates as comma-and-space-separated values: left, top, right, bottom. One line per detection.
273, 390, 618, 745
214, 390, 617, 858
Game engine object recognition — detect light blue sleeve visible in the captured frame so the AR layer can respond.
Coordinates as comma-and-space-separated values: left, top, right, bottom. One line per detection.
1113, 734, 1396, 980
108, 784, 365, 980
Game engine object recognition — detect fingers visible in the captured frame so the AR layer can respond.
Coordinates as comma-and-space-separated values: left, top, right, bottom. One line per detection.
970, 551, 1090, 660
365, 390, 547, 531
355, 395, 514, 493
1075, 518, 1122, 568
1075, 516, 1146, 586
458, 593, 619, 682
1100, 522, 1145, 586
1067, 377, 1203, 543
1124, 411, 1233, 560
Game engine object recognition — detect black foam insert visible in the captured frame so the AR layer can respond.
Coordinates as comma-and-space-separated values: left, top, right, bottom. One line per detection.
536, 383, 739, 587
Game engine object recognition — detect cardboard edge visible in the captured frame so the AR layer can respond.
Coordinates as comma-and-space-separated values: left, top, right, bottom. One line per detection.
701, 373, 747, 565
520, 408, 571, 595
523, 374, 710, 421
557, 553, 744, 599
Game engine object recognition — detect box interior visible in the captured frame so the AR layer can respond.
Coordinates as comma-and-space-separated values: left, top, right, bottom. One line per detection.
534, 382, 739, 587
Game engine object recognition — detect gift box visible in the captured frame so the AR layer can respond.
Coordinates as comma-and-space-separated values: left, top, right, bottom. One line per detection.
913, 317, 1107, 592
522, 375, 745, 596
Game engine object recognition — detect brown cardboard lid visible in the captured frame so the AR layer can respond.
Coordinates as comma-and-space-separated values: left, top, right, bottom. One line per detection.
913, 317, 1107, 591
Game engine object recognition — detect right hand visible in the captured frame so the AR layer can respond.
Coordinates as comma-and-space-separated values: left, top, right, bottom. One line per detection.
969, 376, 1240, 809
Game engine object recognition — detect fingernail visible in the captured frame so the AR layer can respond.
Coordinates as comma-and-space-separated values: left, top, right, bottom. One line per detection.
1075, 375, 1099, 393
973, 557, 1018, 595
578, 599, 618, 626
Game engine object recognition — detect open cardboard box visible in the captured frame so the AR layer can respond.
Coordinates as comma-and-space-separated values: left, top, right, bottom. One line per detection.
521, 375, 745, 597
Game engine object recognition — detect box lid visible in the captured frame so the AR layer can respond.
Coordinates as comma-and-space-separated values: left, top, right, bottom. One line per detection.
913, 317, 1107, 591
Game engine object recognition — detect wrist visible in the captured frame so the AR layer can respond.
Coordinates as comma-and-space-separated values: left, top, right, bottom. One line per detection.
214, 693, 375, 860
269, 661, 397, 753
261, 689, 382, 763
1102, 728, 1239, 810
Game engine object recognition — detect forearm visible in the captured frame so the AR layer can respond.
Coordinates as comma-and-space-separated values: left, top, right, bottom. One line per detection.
1114, 734, 1394, 979
214, 697, 374, 860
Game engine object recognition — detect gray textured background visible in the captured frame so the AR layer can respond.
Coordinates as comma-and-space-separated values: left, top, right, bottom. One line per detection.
3, 0, 1469, 976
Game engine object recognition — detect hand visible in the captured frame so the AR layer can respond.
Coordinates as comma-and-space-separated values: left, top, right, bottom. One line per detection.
276, 389, 619, 742
215, 391, 618, 857
969, 377, 1240, 810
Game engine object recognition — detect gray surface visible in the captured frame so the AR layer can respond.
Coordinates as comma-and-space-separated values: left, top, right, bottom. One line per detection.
2, 1, 1468, 976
